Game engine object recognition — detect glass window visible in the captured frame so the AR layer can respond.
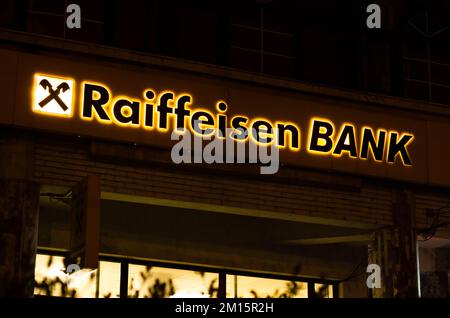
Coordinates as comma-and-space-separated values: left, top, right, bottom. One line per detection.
98, 261, 121, 298
34, 253, 97, 298
313, 283, 334, 298
35, 254, 67, 297
173, 6, 219, 64
35, 253, 334, 298
228, 2, 296, 78
26, 0, 105, 44
226, 274, 308, 298
128, 264, 218, 298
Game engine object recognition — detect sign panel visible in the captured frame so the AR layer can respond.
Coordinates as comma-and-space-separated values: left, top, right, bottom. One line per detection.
0, 49, 449, 186
31, 73, 415, 168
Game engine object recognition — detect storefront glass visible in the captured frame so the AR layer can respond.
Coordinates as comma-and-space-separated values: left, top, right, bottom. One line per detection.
226, 274, 308, 298
34, 252, 335, 298
128, 264, 218, 298
34, 254, 97, 297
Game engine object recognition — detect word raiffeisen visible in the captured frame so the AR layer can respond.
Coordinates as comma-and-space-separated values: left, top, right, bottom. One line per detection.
80, 82, 414, 166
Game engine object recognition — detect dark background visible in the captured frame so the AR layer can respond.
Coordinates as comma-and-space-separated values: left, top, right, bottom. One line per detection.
1, 0, 450, 104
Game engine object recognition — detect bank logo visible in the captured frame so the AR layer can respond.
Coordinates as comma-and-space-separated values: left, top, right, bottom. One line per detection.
33, 74, 74, 116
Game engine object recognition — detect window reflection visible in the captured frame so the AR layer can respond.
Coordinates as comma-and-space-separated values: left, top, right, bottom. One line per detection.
128, 264, 218, 298
226, 274, 308, 298
34, 253, 334, 298
34, 254, 97, 298
313, 283, 334, 298
98, 261, 121, 298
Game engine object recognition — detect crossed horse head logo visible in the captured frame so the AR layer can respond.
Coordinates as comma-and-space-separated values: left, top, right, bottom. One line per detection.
33, 74, 74, 116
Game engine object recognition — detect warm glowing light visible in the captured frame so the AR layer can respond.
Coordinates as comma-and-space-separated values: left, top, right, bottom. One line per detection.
170, 291, 210, 298
226, 274, 308, 298
34, 254, 97, 298
31, 74, 416, 167
127, 264, 218, 298
33, 74, 74, 117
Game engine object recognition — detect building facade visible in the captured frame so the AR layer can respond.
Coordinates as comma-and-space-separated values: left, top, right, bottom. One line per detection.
0, 0, 450, 298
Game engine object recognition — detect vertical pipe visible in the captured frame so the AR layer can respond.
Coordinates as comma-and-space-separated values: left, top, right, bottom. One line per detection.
416, 237, 422, 298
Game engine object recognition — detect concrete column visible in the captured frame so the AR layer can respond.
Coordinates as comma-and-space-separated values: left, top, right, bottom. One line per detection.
391, 188, 418, 297
0, 132, 39, 297
371, 188, 418, 297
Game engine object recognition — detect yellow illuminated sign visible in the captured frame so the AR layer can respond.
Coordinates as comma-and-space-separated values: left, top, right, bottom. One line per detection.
32, 73, 415, 166
33, 74, 74, 117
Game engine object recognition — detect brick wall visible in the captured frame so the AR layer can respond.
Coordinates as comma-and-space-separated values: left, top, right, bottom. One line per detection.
30, 133, 450, 232
33, 135, 399, 227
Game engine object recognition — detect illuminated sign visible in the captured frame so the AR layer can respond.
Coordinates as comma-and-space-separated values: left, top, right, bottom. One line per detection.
33, 74, 74, 117
32, 73, 415, 166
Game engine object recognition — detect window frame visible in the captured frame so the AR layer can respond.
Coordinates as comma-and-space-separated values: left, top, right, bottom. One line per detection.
36, 247, 338, 298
